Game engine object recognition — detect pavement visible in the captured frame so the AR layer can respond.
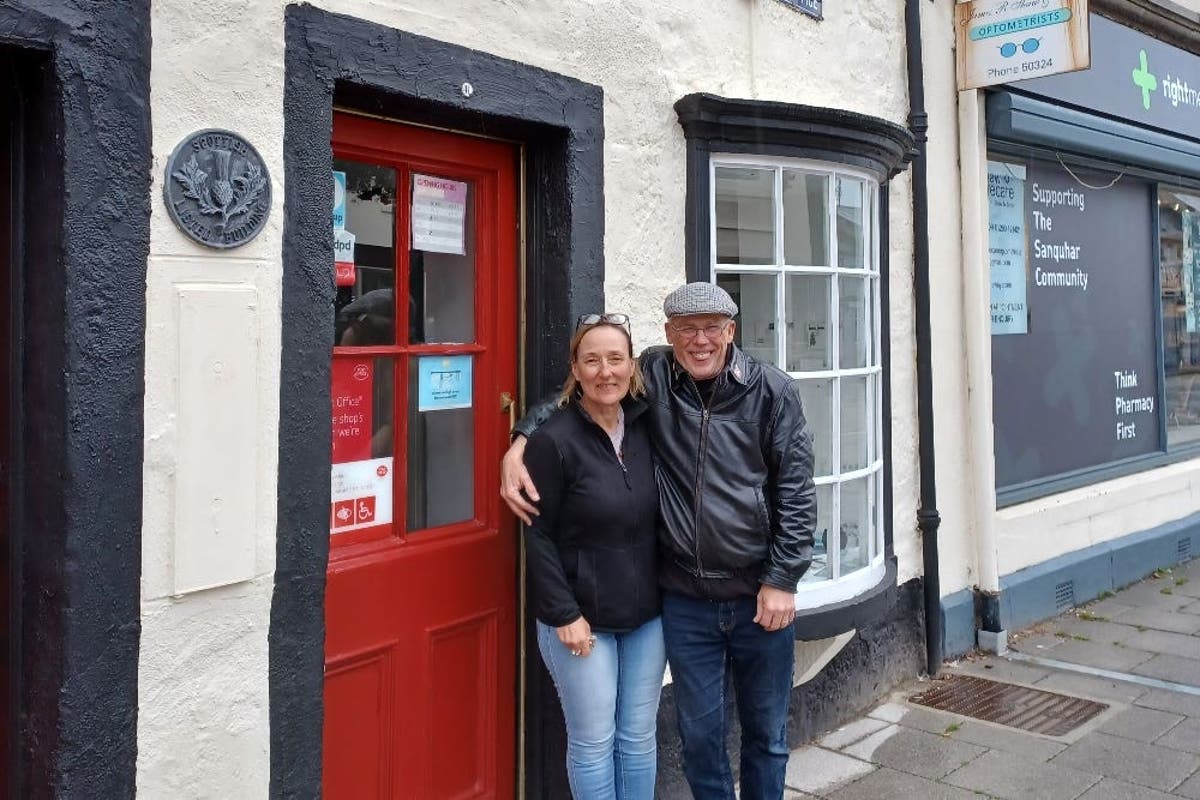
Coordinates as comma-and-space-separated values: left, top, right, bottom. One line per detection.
779, 557, 1200, 799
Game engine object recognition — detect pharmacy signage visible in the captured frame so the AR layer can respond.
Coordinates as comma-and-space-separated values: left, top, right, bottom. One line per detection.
1016, 14, 1200, 136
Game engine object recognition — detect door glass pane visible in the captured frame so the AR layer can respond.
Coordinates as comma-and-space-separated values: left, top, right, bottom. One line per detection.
718, 272, 777, 366
330, 357, 395, 535
840, 375, 871, 472
840, 476, 871, 575
410, 174, 476, 344
839, 276, 870, 369
801, 482, 834, 585
795, 379, 833, 477
407, 355, 475, 530
333, 160, 397, 347
1160, 185, 1200, 449
785, 274, 831, 371
715, 167, 775, 265
783, 170, 829, 266
837, 176, 867, 269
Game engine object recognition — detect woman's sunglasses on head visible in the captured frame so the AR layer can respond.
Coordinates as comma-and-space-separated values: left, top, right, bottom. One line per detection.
576, 313, 631, 332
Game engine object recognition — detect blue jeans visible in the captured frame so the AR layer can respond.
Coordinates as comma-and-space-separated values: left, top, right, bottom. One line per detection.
662, 591, 794, 800
537, 617, 666, 800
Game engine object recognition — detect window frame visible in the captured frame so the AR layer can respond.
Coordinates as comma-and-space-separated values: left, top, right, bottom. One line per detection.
708, 153, 887, 608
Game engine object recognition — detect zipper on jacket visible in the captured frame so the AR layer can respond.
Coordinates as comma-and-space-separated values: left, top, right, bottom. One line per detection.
688, 374, 715, 575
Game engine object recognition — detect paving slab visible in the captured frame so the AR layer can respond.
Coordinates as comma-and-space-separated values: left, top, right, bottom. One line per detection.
1073, 777, 1179, 800
1174, 578, 1200, 599
783, 792, 820, 800
949, 656, 1055, 685
1048, 616, 1142, 645
1131, 653, 1200, 685
888, 704, 966, 736
943, 718, 1068, 762
1048, 730, 1197, 791
783, 746, 875, 796
1135, 688, 1200, 718
865, 702, 907, 723
1097, 705, 1184, 743
1038, 639, 1157, 672
1113, 607, 1200, 635
1154, 716, 1200, 755
943, 748, 1100, 800
1121, 628, 1200, 661
1175, 770, 1200, 799
841, 726, 986, 780
1181, 599, 1200, 616
817, 717, 890, 750
1114, 580, 1197, 611
1034, 670, 1147, 704
1083, 598, 1136, 617
825, 767, 982, 800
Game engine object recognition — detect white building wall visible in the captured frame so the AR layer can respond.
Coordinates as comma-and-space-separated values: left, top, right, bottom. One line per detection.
139, 1, 938, 795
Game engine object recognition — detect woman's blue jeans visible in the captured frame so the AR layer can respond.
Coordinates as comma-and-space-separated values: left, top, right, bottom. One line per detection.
537, 617, 666, 800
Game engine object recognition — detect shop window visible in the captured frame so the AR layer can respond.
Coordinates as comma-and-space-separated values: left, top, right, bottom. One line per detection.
1160, 186, 1200, 449
988, 154, 1185, 499
712, 157, 884, 603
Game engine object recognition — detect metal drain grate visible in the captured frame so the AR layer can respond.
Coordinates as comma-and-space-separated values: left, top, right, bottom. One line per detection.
909, 675, 1107, 736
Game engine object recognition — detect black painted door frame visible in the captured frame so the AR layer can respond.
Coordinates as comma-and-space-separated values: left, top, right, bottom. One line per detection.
276, 7, 604, 799
0, 4, 151, 797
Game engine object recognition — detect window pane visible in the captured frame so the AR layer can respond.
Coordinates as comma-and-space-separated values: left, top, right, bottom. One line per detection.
801, 483, 834, 584
330, 357, 395, 535
837, 176, 867, 268
839, 276, 871, 369
1161, 186, 1200, 449
715, 167, 775, 265
407, 355, 475, 530
333, 159, 397, 347
783, 170, 829, 266
410, 174, 476, 343
840, 376, 871, 472
795, 379, 833, 477
785, 274, 831, 371
840, 476, 872, 575
718, 272, 777, 366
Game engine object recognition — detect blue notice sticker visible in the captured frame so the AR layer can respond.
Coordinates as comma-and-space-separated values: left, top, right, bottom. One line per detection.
417, 355, 473, 412
333, 170, 346, 231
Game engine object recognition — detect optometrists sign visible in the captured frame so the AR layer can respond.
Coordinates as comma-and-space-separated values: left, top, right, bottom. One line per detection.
956, 0, 1090, 90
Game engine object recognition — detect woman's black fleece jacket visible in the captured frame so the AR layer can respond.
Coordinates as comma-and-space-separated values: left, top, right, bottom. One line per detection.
523, 397, 660, 633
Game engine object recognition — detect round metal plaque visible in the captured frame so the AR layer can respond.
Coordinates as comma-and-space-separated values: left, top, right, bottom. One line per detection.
163, 129, 272, 249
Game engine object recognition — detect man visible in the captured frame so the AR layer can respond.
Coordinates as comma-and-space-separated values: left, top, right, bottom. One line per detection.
503, 282, 816, 800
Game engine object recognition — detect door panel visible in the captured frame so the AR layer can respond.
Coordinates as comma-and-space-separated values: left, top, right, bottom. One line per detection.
324, 114, 519, 799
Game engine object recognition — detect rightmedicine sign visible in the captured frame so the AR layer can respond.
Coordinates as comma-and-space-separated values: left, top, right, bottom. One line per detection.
1015, 13, 1200, 136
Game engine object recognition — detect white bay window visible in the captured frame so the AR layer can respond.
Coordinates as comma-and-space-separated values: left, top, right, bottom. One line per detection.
711, 157, 884, 606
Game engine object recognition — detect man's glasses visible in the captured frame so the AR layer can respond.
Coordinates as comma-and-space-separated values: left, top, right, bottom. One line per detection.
576, 313, 631, 332
668, 320, 730, 340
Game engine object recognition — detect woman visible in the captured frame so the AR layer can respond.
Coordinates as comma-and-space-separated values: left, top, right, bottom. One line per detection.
524, 313, 664, 800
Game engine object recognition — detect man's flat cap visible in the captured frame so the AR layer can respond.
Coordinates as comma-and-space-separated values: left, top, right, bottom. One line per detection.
662, 282, 739, 318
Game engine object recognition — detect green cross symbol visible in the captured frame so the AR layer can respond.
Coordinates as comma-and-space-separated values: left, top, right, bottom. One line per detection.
1132, 49, 1157, 110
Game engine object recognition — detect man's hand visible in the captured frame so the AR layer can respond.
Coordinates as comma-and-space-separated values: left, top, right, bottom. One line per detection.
556, 616, 596, 658
754, 584, 797, 631
500, 436, 540, 525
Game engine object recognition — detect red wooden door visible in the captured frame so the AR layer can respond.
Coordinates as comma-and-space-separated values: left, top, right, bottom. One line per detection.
323, 114, 519, 799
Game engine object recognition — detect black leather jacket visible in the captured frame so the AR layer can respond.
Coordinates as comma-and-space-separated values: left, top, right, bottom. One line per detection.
517, 344, 815, 596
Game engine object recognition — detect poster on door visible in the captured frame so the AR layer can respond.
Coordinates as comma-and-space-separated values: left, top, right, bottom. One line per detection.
331, 358, 392, 533
411, 173, 467, 255
987, 160, 1028, 335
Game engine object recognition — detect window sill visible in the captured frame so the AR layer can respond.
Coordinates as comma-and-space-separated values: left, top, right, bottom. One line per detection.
792, 556, 898, 641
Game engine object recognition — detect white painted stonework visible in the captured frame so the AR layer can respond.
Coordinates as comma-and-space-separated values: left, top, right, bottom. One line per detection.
134, 0, 1200, 795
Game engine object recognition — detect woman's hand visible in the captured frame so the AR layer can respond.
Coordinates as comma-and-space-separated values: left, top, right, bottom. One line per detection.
500, 436, 540, 525
556, 617, 596, 657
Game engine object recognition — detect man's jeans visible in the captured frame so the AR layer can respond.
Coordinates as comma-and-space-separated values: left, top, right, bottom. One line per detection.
662, 591, 794, 800
537, 617, 667, 799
